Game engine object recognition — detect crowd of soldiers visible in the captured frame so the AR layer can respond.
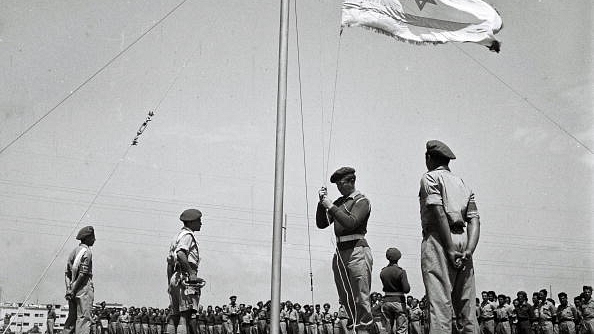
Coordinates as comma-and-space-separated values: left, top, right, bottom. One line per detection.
81, 284, 593, 334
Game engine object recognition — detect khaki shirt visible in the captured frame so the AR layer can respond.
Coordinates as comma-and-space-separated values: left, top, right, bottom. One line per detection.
419, 166, 479, 231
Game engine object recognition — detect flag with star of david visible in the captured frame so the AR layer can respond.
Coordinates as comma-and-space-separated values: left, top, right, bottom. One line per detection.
341, 0, 503, 52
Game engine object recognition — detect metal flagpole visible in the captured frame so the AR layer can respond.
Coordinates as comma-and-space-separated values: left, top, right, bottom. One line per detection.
270, 0, 290, 334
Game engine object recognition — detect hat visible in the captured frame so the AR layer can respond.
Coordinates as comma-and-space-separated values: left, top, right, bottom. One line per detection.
330, 167, 356, 183
426, 140, 456, 159
76, 226, 95, 240
180, 209, 202, 223
386, 247, 401, 262
229, 295, 237, 300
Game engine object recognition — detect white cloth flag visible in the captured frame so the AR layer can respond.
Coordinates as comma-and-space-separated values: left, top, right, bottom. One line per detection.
342, 0, 503, 51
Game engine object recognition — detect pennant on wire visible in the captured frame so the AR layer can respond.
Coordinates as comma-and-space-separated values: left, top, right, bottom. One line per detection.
341, 0, 503, 52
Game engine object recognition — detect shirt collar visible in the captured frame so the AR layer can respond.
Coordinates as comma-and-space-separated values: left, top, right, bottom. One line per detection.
433, 165, 450, 172
346, 190, 361, 199
182, 226, 193, 233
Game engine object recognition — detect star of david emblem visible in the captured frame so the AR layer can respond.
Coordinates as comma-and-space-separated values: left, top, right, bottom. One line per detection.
414, 0, 436, 10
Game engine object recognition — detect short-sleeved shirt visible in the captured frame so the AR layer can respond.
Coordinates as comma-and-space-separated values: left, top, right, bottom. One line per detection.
65, 244, 92, 280
480, 301, 497, 319
556, 304, 577, 321
410, 307, 423, 321
582, 299, 594, 320
538, 301, 556, 321
495, 305, 513, 321
419, 166, 479, 231
175, 227, 200, 269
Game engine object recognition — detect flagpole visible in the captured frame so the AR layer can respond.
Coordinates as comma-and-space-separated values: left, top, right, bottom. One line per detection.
271, 0, 289, 333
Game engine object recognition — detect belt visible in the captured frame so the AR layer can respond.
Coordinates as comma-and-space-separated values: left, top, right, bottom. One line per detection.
496, 319, 508, 323
336, 234, 365, 242
482, 317, 494, 321
384, 292, 405, 297
559, 319, 574, 323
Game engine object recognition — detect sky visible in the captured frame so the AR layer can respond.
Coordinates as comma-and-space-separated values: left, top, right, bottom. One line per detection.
0, 0, 592, 309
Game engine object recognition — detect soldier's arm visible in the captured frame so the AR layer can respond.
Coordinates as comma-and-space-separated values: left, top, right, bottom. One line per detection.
316, 202, 331, 229
400, 270, 411, 294
429, 204, 461, 267
327, 198, 370, 231
69, 273, 90, 296
176, 250, 197, 280
464, 216, 480, 257
464, 194, 480, 259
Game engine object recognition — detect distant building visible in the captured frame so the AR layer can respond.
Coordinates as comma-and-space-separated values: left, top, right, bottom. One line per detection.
0, 303, 68, 334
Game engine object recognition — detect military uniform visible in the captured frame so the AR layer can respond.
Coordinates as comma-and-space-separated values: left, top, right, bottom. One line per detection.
408, 306, 423, 334
379, 249, 409, 334
47, 308, 57, 334
316, 167, 373, 329
538, 300, 556, 334
169, 226, 201, 315
64, 226, 95, 334
494, 304, 513, 334
480, 301, 497, 334
419, 141, 480, 334
556, 304, 577, 334
580, 297, 594, 334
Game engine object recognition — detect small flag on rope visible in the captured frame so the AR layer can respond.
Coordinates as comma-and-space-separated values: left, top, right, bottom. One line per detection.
341, 0, 502, 52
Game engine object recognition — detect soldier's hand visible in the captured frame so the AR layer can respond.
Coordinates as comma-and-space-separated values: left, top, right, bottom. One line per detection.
318, 187, 328, 201
187, 273, 199, 284
461, 250, 473, 262
447, 249, 463, 269
321, 198, 333, 209
64, 292, 73, 301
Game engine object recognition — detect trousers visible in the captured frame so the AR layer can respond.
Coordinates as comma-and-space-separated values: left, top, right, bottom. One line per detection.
332, 246, 373, 326
64, 281, 94, 334
381, 302, 407, 334
421, 232, 478, 334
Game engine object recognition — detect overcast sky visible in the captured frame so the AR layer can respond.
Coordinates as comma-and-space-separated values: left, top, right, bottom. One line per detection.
0, 0, 592, 308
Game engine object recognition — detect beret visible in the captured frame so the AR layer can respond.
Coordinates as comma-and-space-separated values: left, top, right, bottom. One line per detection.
180, 209, 202, 222
426, 140, 456, 159
330, 167, 356, 183
386, 247, 402, 262
76, 226, 95, 240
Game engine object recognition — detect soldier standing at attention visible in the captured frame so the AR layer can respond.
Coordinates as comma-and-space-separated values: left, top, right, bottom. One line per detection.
64, 226, 96, 334
580, 286, 594, 334
167, 209, 205, 334
514, 292, 532, 334
379, 248, 410, 334
556, 292, 577, 334
537, 290, 556, 334
408, 300, 422, 334
480, 292, 497, 334
228, 297, 240, 334
317, 167, 373, 332
418, 140, 481, 334
47, 305, 57, 334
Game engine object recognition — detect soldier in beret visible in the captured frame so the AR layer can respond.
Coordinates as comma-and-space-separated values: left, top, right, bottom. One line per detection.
316, 167, 373, 333
418, 140, 481, 333
64, 226, 96, 334
166, 209, 206, 334
379, 248, 410, 334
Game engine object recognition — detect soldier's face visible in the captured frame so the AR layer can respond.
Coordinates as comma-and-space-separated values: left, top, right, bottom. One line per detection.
188, 219, 202, 231
336, 178, 354, 196
559, 296, 567, 306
